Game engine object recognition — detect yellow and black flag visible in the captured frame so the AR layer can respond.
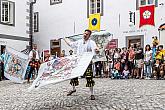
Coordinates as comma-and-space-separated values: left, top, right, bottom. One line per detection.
88, 13, 101, 31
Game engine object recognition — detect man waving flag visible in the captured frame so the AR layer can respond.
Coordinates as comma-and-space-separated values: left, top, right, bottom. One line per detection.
89, 13, 101, 31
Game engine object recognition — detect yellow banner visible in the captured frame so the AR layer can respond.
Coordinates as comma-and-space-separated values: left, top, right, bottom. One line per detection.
88, 13, 101, 31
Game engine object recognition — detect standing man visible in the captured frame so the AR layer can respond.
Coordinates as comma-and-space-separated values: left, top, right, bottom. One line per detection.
134, 42, 144, 79
64, 29, 98, 100
28, 44, 40, 83
95, 61, 102, 78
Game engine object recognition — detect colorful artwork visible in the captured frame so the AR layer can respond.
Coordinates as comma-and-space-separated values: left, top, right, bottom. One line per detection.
28, 52, 94, 91
91, 33, 110, 62
4, 47, 29, 83
66, 31, 111, 63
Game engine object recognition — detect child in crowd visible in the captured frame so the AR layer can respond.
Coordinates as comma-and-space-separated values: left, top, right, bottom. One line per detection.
122, 65, 130, 79
111, 68, 119, 79
111, 60, 121, 79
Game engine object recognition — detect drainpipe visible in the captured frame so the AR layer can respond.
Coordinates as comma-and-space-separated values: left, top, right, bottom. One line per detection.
29, 0, 36, 50
158, 29, 160, 41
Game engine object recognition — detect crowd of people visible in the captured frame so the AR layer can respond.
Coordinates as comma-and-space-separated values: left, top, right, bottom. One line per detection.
95, 37, 165, 80
0, 29, 165, 101
0, 37, 165, 81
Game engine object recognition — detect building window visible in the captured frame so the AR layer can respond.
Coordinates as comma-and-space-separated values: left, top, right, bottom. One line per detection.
0, 0, 15, 26
140, 0, 155, 6
136, 0, 158, 10
50, 0, 62, 5
87, 0, 103, 18
90, 0, 95, 14
140, 0, 146, 6
96, 0, 101, 13
34, 12, 39, 32
148, 0, 154, 4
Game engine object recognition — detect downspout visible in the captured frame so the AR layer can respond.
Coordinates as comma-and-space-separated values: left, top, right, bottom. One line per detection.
29, 0, 36, 50
159, 30, 160, 41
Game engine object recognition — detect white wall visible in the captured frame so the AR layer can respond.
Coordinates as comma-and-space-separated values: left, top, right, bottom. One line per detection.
160, 30, 165, 47
0, 0, 29, 50
0, 38, 29, 51
34, 0, 88, 52
60, 39, 72, 55
0, 0, 29, 37
34, 0, 165, 52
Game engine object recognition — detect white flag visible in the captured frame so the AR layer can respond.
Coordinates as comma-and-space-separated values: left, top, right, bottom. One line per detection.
28, 52, 93, 91
4, 47, 29, 83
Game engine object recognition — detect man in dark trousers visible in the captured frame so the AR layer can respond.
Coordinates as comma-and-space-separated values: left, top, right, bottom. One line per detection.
134, 43, 144, 79
28, 44, 40, 83
64, 29, 99, 100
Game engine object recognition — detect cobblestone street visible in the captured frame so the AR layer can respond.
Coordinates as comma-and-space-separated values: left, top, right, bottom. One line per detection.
1, 79, 165, 110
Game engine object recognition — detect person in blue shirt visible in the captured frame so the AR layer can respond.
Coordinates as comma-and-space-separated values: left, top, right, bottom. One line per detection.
152, 45, 157, 63
151, 36, 159, 63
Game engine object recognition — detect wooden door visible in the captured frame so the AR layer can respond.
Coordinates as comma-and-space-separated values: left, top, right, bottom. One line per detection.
128, 39, 141, 48
51, 47, 61, 57
50, 39, 61, 57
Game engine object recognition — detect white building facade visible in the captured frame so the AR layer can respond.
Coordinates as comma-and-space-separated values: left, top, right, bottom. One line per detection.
0, 0, 30, 53
33, 0, 165, 55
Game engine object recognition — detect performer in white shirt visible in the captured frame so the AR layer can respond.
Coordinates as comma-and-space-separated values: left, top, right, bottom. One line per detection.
27, 44, 40, 83
29, 44, 39, 60
64, 29, 99, 100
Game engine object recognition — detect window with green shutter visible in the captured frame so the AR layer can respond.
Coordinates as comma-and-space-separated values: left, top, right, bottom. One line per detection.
136, 0, 158, 10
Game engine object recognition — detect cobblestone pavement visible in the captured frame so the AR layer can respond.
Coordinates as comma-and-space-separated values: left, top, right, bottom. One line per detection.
0, 79, 165, 110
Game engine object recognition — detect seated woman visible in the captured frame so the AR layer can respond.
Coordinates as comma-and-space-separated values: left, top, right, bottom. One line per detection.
122, 65, 130, 79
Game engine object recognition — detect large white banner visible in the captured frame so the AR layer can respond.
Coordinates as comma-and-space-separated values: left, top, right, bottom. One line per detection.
28, 52, 93, 91
66, 31, 111, 63
4, 47, 29, 83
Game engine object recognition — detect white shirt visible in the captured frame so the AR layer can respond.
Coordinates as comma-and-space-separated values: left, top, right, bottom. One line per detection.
70, 39, 97, 55
29, 49, 39, 60
145, 50, 152, 62
114, 52, 120, 59
123, 70, 130, 76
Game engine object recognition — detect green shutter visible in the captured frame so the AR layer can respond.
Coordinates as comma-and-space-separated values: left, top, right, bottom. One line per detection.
155, 0, 158, 7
